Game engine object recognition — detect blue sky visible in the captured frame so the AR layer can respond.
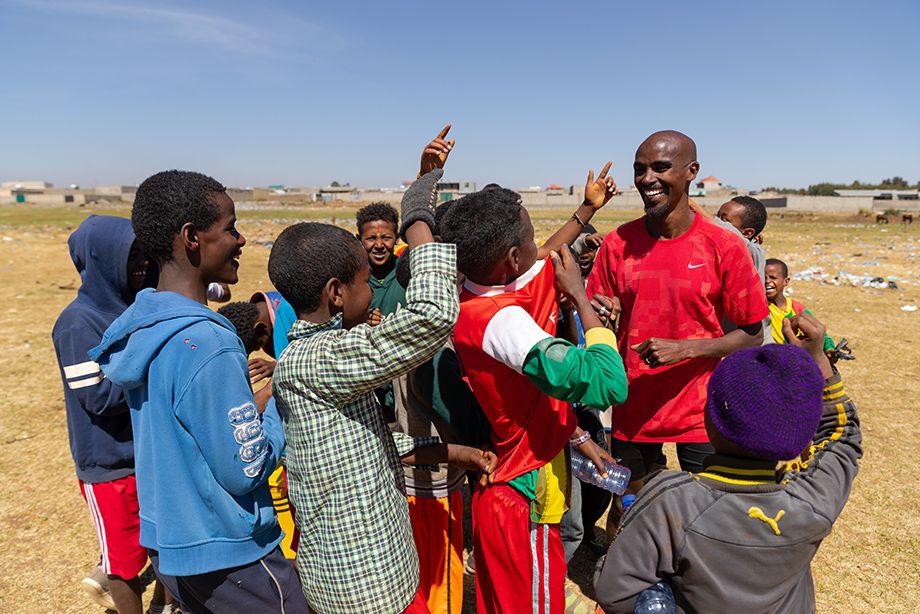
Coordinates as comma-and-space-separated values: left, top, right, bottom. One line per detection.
1, 0, 918, 190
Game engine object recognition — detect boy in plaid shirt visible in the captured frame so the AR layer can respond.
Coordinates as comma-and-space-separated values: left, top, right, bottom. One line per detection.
269, 131, 496, 614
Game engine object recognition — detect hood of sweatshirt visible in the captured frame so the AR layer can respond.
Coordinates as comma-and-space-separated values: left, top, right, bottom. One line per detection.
89, 288, 239, 391
67, 215, 135, 318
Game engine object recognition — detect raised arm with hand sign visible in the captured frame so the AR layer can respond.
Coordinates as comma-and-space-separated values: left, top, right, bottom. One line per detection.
400, 124, 456, 242
419, 124, 455, 176
583, 160, 618, 210
537, 160, 617, 259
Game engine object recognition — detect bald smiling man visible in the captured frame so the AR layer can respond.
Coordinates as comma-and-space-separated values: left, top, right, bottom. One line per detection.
585, 130, 769, 493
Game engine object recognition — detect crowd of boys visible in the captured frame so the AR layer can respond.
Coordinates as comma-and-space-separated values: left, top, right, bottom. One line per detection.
53, 125, 861, 614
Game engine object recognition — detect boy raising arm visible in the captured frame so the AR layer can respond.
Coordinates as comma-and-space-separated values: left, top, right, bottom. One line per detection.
270, 128, 495, 614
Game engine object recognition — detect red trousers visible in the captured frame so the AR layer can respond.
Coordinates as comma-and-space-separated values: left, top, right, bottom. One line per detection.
473, 484, 566, 614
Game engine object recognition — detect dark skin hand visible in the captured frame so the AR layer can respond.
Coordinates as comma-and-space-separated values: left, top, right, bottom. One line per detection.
253, 380, 272, 414
367, 307, 383, 327
550, 246, 605, 332
419, 124, 454, 175
537, 162, 617, 259
248, 357, 275, 384
631, 323, 762, 368
590, 293, 622, 332
783, 313, 834, 379
401, 444, 498, 488
572, 427, 617, 478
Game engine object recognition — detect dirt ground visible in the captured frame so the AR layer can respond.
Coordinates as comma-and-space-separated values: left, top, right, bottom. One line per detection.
1, 203, 917, 613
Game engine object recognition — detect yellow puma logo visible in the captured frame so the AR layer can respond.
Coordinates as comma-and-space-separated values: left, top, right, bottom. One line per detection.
748, 506, 786, 535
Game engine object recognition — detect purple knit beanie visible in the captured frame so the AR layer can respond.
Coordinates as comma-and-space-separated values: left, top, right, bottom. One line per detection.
706, 344, 824, 460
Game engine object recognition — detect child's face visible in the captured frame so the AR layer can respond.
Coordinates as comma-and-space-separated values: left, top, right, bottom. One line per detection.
359, 220, 397, 270
197, 192, 246, 285
578, 247, 597, 278
764, 264, 788, 302
340, 254, 374, 329
717, 200, 755, 239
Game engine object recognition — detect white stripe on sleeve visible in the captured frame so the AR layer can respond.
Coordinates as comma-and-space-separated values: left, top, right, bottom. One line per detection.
64, 360, 101, 379
69, 374, 105, 389
481, 306, 552, 374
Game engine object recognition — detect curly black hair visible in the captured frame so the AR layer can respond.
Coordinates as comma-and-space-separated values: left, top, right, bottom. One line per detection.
355, 202, 399, 236
729, 195, 768, 235
217, 301, 261, 354
268, 222, 365, 315
765, 258, 788, 278
132, 170, 226, 263
433, 199, 456, 235
438, 188, 528, 281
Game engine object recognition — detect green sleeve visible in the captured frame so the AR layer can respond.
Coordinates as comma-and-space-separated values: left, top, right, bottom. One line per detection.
802, 307, 836, 351
520, 329, 627, 409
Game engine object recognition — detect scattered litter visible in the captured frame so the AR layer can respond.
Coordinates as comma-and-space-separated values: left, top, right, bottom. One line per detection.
853, 308, 862, 312
902, 305, 918, 312
2, 237, 12, 242
862, 260, 880, 266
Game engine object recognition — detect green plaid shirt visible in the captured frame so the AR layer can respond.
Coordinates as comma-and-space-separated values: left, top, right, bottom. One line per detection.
273, 243, 458, 613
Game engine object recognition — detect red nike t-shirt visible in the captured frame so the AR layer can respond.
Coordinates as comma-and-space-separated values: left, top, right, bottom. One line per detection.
586, 213, 768, 442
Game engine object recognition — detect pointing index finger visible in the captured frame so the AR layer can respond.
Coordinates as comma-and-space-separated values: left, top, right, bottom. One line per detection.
598, 160, 612, 179
436, 123, 451, 139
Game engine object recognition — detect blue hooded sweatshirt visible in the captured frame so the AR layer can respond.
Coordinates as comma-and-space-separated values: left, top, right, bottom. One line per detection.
52, 215, 136, 483
89, 288, 284, 576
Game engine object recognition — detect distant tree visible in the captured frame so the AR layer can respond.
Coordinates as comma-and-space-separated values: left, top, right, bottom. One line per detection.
807, 183, 840, 196
879, 176, 909, 189
330, 181, 340, 187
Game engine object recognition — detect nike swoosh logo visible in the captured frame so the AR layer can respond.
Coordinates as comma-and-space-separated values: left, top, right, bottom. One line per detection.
688, 263, 707, 269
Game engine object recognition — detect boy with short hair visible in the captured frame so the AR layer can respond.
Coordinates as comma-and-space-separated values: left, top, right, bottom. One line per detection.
438, 165, 629, 614
357, 201, 406, 318
765, 258, 835, 353
52, 215, 172, 614
90, 170, 308, 613
269, 139, 496, 613
594, 313, 862, 613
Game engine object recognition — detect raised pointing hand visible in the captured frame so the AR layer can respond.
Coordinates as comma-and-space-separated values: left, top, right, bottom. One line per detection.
584, 161, 617, 210
420, 124, 455, 176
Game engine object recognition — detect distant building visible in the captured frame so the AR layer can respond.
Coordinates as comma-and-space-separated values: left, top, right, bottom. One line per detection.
834, 189, 919, 201
0, 180, 52, 191
696, 176, 722, 193
436, 180, 476, 202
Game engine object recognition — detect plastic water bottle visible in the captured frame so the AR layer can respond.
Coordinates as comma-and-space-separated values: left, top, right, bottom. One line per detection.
633, 580, 677, 614
570, 448, 630, 494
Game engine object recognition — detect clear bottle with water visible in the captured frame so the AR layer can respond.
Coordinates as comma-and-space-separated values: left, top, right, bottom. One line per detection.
633, 580, 677, 614
570, 448, 631, 494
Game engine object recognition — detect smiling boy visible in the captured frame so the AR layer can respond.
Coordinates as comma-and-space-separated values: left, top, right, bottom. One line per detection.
90, 171, 308, 613
357, 202, 406, 318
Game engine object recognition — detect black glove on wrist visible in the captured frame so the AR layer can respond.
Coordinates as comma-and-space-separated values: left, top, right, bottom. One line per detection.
399, 168, 443, 239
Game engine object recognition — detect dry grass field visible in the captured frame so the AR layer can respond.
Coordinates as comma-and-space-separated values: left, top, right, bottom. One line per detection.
0, 202, 917, 613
